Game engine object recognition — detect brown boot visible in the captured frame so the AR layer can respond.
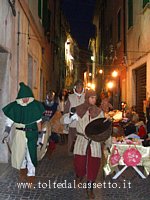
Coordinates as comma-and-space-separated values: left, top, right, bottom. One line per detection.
27, 176, 35, 189
19, 168, 27, 182
86, 181, 95, 199
86, 189, 95, 199
27, 176, 35, 184
75, 176, 84, 188
47, 148, 53, 159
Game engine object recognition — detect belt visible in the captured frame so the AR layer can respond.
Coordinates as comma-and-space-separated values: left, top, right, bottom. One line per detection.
16, 127, 36, 132
77, 132, 89, 140
86, 140, 92, 154
77, 132, 92, 155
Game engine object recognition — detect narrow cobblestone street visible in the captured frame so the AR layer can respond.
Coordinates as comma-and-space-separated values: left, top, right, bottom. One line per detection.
0, 143, 150, 200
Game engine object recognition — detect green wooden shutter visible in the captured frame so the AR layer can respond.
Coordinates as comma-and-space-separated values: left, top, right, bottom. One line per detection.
117, 9, 121, 41
143, 0, 150, 8
42, 0, 51, 36
42, 0, 48, 27
128, 0, 133, 29
38, 0, 42, 19
47, 10, 51, 30
136, 65, 146, 121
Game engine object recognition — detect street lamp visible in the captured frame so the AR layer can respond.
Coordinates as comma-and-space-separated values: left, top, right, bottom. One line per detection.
107, 81, 114, 106
99, 69, 103, 74
91, 56, 94, 61
112, 70, 118, 78
91, 83, 96, 90
86, 82, 96, 90
107, 81, 114, 89
111, 70, 121, 110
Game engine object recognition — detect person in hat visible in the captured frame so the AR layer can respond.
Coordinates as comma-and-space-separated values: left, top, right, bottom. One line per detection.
62, 80, 85, 154
2, 82, 45, 185
73, 89, 104, 199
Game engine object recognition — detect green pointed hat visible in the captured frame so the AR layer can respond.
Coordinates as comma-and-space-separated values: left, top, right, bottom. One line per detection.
16, 82, 34, 99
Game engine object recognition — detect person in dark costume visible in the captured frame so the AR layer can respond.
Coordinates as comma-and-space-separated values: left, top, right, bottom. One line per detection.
42, 90, 58, 122
42, 90, 59, 158
2, 82, 45, 185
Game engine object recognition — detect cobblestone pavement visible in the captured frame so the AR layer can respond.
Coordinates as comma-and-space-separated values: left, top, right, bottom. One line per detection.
0, 143, 150, 200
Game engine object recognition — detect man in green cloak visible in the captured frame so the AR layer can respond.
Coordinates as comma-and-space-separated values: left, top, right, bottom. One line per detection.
2, 82, 45, 184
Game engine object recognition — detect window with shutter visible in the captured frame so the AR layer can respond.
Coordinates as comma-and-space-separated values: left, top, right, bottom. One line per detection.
42, 0, 47, 27
128, 0, 133, 29
143, 0, 150, 8
38, 0, 42, 19
42, 0, 50, 35
135, 65, 146, 121
117, 9, 121, 42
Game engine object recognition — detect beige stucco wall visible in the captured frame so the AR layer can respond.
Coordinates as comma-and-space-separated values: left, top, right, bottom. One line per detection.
0, 0, 17, 99
0, 0, 51, 162
126, 0, 150, 107
0, 0, 17, 163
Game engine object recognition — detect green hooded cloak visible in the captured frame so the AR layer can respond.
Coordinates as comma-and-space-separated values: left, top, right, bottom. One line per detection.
2, 82, 45, 167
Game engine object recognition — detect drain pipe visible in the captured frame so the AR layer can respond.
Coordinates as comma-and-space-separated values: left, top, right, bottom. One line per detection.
123, 0, 127, 61
17, 11, 20, 91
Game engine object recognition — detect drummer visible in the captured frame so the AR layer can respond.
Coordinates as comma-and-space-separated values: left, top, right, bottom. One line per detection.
73, 90, 104, 199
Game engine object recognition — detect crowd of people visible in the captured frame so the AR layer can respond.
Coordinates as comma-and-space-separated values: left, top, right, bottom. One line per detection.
1, 80, 150, 198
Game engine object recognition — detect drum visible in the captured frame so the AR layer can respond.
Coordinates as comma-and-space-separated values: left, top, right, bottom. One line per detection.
85, 118, 112, 142
37, 121, 51, 161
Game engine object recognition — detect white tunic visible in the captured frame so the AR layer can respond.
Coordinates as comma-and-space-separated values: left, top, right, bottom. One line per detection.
62, 93, 85, 128
73, 111, 104, 158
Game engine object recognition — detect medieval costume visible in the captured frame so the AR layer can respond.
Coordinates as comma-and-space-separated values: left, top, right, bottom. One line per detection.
42, 90, 58, 122
74, 90, 104, 199
42, 90, 59, 158
2, 82, 45, 184
63, 80, 85, 154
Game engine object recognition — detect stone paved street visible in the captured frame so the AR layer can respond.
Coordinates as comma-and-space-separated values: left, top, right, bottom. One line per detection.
0, 143, 150, 200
